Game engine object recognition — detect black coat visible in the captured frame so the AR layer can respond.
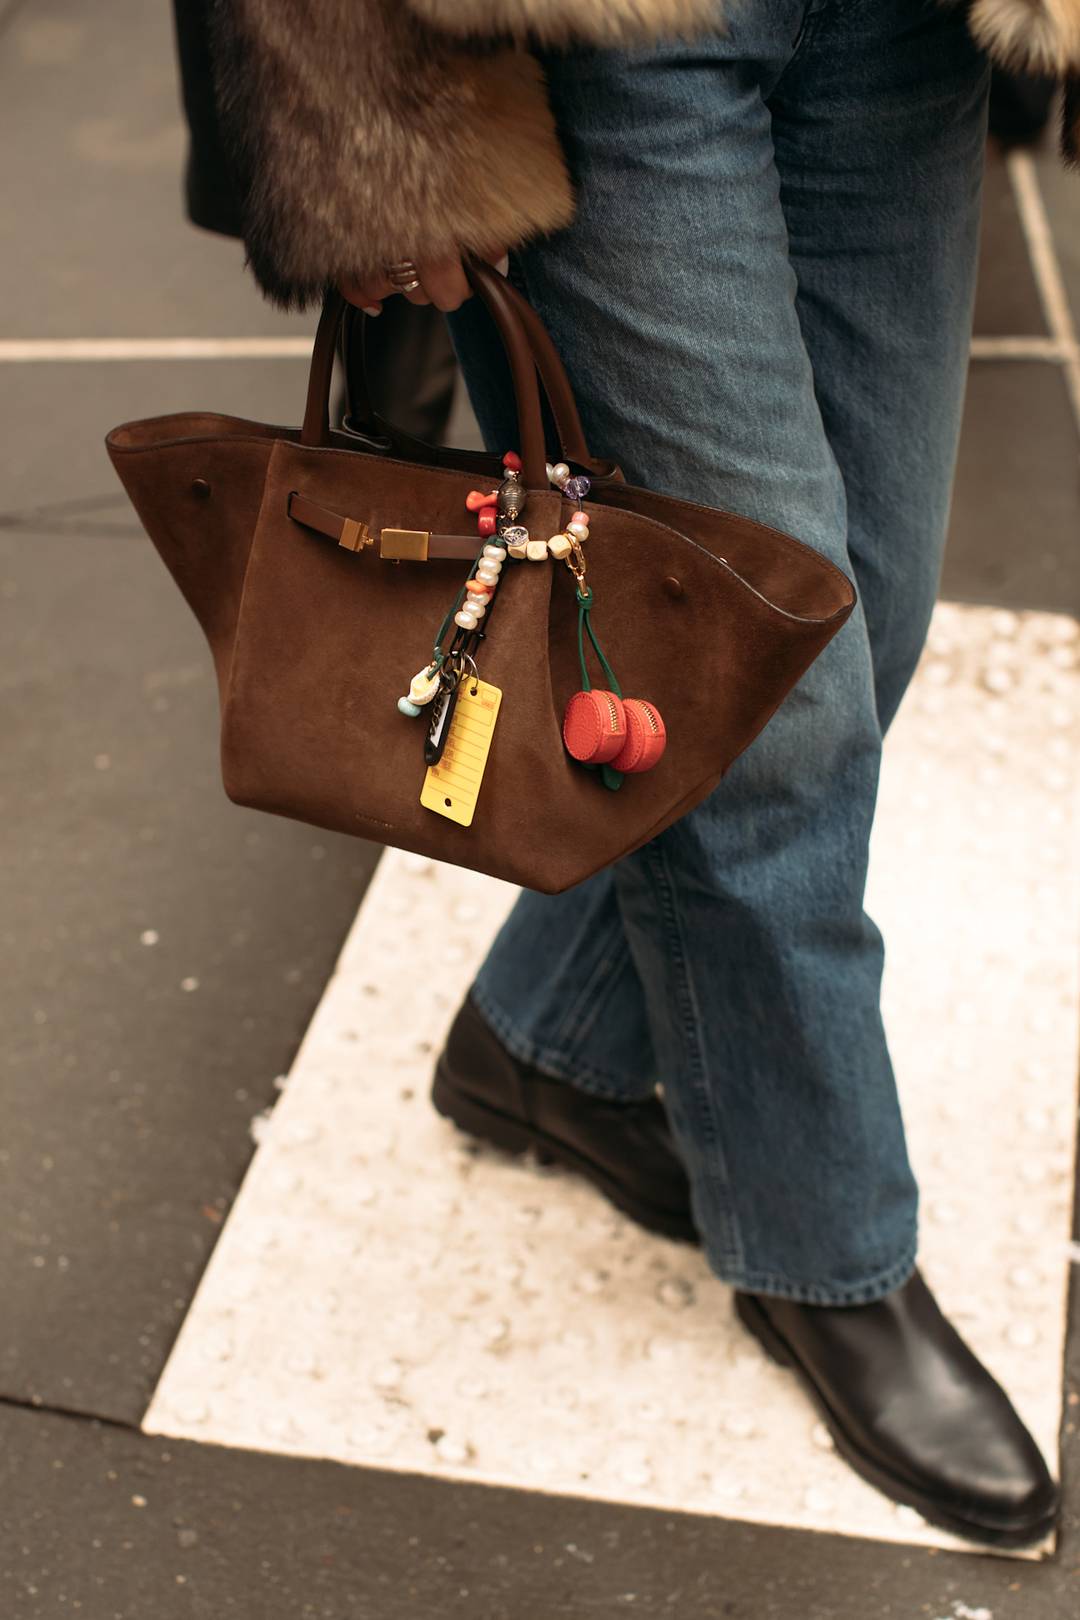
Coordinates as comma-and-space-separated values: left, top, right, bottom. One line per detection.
171, 0, 243, 239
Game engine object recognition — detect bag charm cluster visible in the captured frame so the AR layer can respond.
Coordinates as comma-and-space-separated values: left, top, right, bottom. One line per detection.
544, 463, 667, 789
398, 451, 666, 813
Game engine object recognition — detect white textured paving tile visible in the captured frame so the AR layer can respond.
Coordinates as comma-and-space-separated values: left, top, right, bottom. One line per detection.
144, 604, 1078, 1557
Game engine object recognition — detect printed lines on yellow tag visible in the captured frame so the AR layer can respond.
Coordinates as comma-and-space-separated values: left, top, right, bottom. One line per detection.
421, 680, 502, 827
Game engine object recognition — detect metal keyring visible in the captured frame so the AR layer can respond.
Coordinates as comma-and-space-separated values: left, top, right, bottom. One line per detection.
458, 652, 480, 693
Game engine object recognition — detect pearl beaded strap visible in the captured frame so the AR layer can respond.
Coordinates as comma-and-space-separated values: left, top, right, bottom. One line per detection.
397, 451, 599, 729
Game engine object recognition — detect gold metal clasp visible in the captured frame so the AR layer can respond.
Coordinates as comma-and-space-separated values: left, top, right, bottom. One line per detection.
380, 528, 430, 562
338, 517, 373, 553
565, 534, 588, 589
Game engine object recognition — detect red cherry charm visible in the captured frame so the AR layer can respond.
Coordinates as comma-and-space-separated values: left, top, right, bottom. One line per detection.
609, 698, 666, 773
563, 689, 627, 765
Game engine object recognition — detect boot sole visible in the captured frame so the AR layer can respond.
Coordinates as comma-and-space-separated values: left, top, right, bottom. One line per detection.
432, 1062, 699, 1246
734, 1293, 1059, 1550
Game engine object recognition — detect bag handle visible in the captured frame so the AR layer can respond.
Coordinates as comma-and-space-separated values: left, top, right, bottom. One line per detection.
301, 261, 615, 485
303, 261, 546, 484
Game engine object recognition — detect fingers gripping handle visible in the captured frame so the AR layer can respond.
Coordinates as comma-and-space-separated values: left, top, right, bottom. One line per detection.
301, 264, 614, 485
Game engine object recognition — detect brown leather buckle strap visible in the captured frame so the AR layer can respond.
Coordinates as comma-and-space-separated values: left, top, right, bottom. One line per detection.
287, 491, 479, 562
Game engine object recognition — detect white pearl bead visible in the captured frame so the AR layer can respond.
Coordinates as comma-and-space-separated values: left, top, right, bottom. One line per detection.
455, 610, 477, 630
526, 539, 549, 562
483, 544, 506, 561
468, 590, 492, 607
545, 462, 555, 483
476, 566, 499, 585
470, 602, 487, 618
550, 462, 570, 487
566, 520, 589, 541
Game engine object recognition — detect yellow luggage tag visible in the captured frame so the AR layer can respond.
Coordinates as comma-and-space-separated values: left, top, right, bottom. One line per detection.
421, 678, 502, 828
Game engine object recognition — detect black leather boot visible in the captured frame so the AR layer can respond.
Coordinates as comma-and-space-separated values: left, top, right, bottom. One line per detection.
736, 1271, 1059, 1547
433, 997, 697, 1244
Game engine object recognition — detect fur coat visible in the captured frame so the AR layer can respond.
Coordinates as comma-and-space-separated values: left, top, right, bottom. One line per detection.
208, 0, 1080, 307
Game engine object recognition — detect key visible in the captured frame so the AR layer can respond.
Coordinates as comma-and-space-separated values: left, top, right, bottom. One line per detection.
424, 672, 461, 766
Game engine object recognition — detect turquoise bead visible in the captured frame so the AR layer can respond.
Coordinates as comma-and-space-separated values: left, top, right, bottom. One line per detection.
397, 697, 422, 718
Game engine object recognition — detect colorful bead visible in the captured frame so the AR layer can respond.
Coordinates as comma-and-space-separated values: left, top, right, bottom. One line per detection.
547, 534, 573, 560
526, 540, 549, 562
550, 462, 570, 487
477, 509, 498, 537
408, 668, 441, 705
502, 450, 522, 471
563, 475, 591, 502
465, 579, 490, 597
397, 696, 422, 718
567, 520, 589, 542
465, 488, 499, 512
570, 511, 589, 526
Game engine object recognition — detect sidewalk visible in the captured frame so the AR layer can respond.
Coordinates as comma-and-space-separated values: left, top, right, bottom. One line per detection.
1, 3, 1077, 1616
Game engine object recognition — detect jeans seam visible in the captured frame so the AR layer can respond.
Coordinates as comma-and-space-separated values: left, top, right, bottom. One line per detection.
544, 906, 634, 1056
647, 838, 746, 1276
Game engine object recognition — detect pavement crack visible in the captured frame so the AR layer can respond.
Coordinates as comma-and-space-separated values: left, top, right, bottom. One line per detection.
0, 1392, 143, 1434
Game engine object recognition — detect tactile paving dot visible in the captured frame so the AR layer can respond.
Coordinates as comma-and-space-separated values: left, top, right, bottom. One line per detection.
144, 606, 1077, 1559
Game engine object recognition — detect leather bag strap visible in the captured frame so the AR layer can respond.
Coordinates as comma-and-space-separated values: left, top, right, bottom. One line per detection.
303, 263, 547, 485
301, 262, 615, 485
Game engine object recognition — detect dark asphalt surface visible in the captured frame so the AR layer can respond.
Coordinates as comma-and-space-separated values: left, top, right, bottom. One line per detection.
1, 1, 1078, 1615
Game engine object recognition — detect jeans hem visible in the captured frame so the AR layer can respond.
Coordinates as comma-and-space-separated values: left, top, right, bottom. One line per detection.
709, 1240, 919, 1307
468, 985, 656, 1103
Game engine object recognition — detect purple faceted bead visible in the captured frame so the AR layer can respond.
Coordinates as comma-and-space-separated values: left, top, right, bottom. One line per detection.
562, 475, 591, 502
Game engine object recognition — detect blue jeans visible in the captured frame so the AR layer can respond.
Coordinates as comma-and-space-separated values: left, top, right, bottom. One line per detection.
448, 0, 989, 1304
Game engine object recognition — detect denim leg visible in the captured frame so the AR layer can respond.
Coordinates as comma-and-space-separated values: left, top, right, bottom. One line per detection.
771, 0, 989, 731
471, 876, 658, 1102
450, 0, 987, 1302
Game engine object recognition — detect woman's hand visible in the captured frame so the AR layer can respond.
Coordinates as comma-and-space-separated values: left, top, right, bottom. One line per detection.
340, 249, 508, 316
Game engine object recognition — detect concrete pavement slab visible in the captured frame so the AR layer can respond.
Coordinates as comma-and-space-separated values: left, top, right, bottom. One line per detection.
0, 357, 312, 515
0, 0, 308, 343
1035, 143, 1080, 332
145, 604, 1078, 1559
943, 360, 1079, 614
974, 149, 1049, 337
0, 496, 378, 1420
1, 1401, 1077, 1620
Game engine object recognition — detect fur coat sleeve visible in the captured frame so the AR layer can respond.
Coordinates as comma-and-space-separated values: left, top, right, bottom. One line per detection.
209, 0, 1080, 309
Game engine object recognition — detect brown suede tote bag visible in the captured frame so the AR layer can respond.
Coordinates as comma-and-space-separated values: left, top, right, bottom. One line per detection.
106, 263, 855, 894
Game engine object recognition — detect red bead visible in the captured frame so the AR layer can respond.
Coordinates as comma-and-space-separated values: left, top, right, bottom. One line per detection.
465, 488, 499, 512
502, 450, 522, 472
477, 508, 498, 537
